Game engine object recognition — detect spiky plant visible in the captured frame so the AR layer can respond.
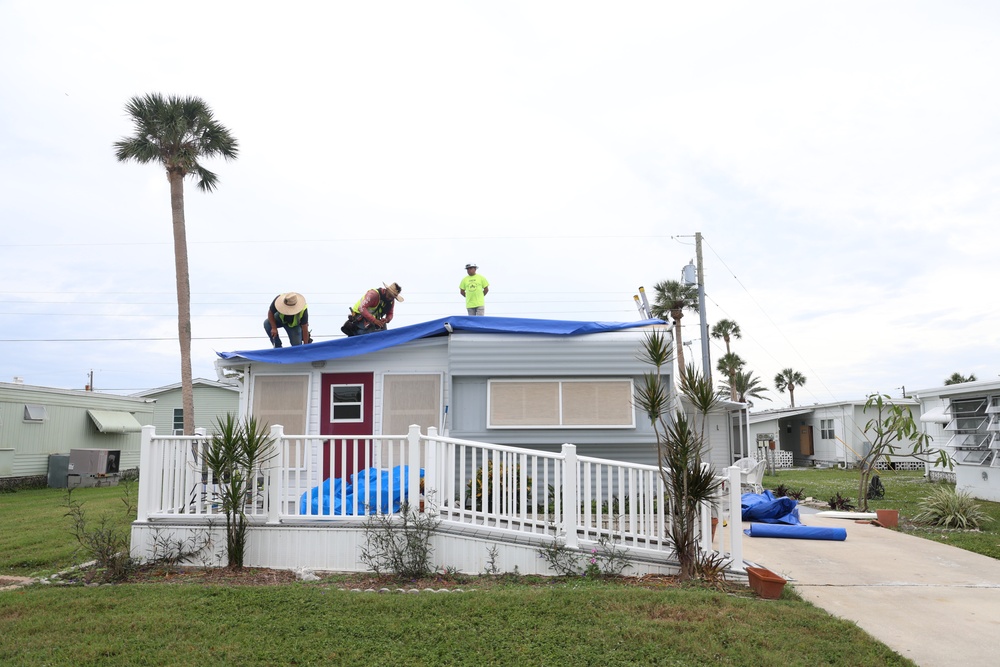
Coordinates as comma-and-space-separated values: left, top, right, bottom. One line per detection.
913, 487, 992, 530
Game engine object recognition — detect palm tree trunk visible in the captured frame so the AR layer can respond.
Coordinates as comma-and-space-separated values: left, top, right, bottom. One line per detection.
671, 310, 686, 378
168, 171, 195, 435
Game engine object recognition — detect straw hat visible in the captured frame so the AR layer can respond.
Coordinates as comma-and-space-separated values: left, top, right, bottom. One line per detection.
275, 292, 306, 316
382, 282, 404, 301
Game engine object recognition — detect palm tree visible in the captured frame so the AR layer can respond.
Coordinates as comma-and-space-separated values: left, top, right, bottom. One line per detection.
710, 319, 742, 356
114, 94, 238, 434
716, 352, 745, 400
774, 368, 806, 407
720, 369, 771, 405
944, 372, 977, 385
650, 280, 699, 377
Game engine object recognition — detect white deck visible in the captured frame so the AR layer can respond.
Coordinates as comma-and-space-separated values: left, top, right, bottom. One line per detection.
131, 425, 744, 576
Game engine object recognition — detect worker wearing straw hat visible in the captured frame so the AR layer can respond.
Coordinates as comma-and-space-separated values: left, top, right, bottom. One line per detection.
264, 292, 311, 348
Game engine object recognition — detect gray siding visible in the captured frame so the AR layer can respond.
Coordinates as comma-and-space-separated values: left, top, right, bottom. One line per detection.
0, 384, 153, 478
141, 385, 239, 434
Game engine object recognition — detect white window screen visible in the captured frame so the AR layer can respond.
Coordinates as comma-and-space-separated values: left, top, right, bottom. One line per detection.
489, 380, 634, 428
382, 374, 442, 436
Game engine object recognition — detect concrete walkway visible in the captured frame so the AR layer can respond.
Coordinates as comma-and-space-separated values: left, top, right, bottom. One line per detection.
741, 512, 1000, 667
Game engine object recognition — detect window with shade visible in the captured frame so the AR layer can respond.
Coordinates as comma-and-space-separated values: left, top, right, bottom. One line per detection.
488, 379, 634, 429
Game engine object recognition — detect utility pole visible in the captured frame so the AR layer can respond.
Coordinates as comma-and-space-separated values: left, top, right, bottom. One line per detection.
681, 233, 712, 383
86, 369, 94, 392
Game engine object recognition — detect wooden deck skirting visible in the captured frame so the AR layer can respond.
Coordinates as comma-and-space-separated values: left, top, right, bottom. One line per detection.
132, 425, 744, 575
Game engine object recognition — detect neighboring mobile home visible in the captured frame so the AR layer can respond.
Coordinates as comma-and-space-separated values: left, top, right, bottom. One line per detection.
748, 398, 926, 470
0, 381, 153, 480
131, 378, 239, 435
910, 380, 1000, 499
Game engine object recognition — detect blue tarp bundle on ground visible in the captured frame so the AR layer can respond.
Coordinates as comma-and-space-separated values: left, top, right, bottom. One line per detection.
218, 316, 664, 364
745, 523, 848, 541
299, 466, 423, 515
741, 490, 802, 525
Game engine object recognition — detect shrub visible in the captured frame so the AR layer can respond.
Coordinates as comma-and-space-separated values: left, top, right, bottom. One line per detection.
912, 487, 993, 530
359, 502, 440, 578
827, 492, 855, 511
772, 484, 804, 500
64, 480, 137, 583
466, 461, 532, 513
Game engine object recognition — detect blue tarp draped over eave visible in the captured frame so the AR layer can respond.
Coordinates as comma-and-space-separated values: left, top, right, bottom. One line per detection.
217, 316, 665, 364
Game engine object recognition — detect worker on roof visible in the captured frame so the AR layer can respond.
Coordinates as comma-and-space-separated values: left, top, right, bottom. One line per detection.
264, 292, 311, 348
459, 263, 489, 316
341, 282, 404, 336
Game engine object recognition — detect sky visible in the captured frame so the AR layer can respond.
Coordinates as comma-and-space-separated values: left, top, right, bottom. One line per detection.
1, 1, 998, 407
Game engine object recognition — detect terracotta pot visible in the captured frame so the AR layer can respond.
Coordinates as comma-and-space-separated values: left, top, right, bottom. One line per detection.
875, 509, 899, 528
746, 566, 786, 600
711, 517, 719, 541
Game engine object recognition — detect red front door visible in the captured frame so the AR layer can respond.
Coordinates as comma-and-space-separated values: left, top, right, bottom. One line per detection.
320, 372, 374, 480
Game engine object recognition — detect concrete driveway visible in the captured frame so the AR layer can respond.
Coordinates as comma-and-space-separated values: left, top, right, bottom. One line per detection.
741, 512, 1000, 667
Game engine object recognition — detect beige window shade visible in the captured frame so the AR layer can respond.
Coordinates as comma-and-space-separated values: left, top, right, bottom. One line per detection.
252, 375, 308, 435
490, 382, 560, 426
561, 381, 633, 426
489, 379, 634, 428
382, 374, 442, 436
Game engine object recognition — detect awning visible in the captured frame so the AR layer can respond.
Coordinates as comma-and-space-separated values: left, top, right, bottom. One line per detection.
87, 410, 142, 433
920, 406, 950, 424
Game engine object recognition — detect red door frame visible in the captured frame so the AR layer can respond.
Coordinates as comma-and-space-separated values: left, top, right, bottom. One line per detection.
320, 372, 374, 480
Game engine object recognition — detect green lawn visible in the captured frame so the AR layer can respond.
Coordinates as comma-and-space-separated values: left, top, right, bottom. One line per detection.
0, 474, 967, 666
761, 467, 1000, 560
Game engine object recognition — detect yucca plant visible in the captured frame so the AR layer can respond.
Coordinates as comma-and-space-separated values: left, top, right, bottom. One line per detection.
203, 414, 275, 569
912, 487, 992, 530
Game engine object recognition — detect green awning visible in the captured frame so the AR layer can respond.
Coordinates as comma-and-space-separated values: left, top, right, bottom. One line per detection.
87, 410, 142, 434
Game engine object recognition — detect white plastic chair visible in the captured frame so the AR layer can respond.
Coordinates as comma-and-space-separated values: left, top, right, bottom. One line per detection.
742, 460, 766, 494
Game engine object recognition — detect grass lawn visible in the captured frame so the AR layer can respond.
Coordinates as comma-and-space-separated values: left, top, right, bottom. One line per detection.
0, 476, 944, 666
760, 467, 1000, 560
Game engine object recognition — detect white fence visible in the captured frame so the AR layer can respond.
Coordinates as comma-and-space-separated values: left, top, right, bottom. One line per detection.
137, 425, 744, 570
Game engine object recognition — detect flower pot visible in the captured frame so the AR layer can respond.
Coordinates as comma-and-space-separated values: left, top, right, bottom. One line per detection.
746, 567, 786, 600
711, 517, 719, 541
875, 509, 899, 528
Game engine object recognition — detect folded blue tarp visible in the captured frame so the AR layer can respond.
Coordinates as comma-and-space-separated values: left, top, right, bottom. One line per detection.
299, 466, 423, 515
744, 523, 848, 541
741, 490, 801, 525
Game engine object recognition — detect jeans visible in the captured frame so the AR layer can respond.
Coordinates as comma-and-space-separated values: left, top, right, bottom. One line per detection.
263, 320, 303, 347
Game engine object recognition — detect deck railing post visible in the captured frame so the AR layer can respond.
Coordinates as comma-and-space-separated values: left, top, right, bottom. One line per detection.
138, 425, 156, 520
407, 424, 422, 512
562, 443, 579, 549
267, 425, 284, 524
727, 465, 744, 571
425, 427, 438, 510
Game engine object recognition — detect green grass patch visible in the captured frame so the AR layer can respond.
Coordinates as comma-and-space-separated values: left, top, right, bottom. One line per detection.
763, 467, 1000, 559
0, 484, 136, 578
0, 583, 914, 666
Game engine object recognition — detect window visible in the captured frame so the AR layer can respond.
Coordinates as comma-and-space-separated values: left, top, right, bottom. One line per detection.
488, 379, 634, 429
331, 384, 364, 423
252, 375, 308, 435
945, 397, 990, 451
820, 419, 835, 440
172, 408, 184, 435
382, 374, 442, 436
23, 404, 47, 422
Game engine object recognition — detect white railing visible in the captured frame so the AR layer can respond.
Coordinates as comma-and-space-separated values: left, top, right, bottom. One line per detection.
138, 425, 743, 568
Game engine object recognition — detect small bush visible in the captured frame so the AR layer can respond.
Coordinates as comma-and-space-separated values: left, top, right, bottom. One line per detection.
772, 484, 804, 500
912, 487, 993, 530
537, 535, 633, 577
64, 482, 137, 583
359, 502, 440, 578
827, 492, 855, 511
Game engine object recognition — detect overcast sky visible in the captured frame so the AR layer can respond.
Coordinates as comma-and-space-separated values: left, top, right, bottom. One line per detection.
2, 1, 997, 406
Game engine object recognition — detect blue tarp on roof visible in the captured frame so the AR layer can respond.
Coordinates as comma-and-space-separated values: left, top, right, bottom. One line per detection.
217, 316, 664, 364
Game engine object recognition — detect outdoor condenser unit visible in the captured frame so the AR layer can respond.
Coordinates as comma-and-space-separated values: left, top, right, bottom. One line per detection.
68, 449, 120, 475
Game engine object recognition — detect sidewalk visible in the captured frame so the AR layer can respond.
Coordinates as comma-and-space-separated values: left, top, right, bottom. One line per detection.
741, 512, 1000, 667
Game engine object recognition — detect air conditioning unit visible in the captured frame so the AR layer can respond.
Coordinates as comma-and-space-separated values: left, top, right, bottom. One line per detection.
67, 449, 121, 488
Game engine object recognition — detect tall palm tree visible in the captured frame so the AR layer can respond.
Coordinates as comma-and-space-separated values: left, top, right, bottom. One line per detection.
720, 369, 771, 405
774, 368, 806, 407
716, 352, 745, 400
710, 319, 742, 355
114, 94, 238, 434
944, 372, 977, 385
650, 279, 699, 378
